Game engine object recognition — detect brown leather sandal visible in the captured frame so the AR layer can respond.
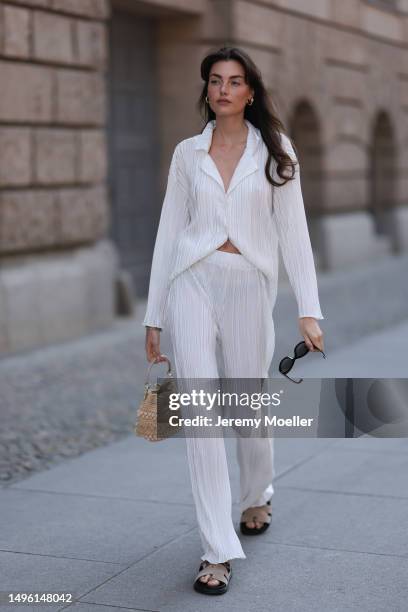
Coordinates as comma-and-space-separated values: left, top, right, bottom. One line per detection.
240, 498, 272, 535
193, 560, 232, 595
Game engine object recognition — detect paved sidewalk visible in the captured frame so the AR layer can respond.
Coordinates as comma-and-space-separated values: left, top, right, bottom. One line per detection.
1, 430, 407, 611
1, 320, 408, 610
1, 252, 408, 611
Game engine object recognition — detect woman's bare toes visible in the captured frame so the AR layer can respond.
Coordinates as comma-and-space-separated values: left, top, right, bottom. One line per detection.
199, 575, 220, 586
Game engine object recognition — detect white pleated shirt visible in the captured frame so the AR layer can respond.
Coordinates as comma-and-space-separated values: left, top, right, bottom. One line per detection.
142, 118, 324, 330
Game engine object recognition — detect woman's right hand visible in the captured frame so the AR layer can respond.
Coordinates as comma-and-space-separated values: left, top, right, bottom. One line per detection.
145, 327, 167, 364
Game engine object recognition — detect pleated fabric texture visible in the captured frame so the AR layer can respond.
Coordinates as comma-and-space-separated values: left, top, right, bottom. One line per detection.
167, 249, 276, 563
142, 118, 325, 331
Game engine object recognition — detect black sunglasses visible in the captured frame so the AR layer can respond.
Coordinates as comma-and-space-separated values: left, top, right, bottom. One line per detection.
279, 340, 326, 384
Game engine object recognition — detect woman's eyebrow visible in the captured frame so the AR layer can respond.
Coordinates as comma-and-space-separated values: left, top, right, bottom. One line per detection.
209, 73, 245, 79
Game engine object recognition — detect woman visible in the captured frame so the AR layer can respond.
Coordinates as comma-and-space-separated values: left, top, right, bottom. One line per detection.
143, 46, 325, 595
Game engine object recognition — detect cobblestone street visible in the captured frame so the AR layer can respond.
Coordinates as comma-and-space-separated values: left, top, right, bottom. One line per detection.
1, 252, 408, 485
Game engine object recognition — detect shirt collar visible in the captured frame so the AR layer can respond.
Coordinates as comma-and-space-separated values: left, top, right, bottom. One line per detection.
193, 118, 261, 153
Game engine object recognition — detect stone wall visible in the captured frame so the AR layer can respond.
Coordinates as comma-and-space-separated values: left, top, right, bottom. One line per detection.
1, 0, 408, 356
0, 0, 110, 254
0, 0, 117, 356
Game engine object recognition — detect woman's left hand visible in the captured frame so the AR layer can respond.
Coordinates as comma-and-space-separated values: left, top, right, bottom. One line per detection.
298, 317, 324, 353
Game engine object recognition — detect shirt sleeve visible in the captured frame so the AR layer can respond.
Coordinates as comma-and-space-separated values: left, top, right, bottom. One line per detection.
142, 142, 190, 330
272, 133, 325, 320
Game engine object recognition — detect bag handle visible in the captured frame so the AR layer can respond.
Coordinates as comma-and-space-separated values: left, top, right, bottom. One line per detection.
145, 354, 173, 387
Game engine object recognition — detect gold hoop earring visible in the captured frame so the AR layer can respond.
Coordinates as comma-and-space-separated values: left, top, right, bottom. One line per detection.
205, 95, 209, 104
247, 97, 254, 106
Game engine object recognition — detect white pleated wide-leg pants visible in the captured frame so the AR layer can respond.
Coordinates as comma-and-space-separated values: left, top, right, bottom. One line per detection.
166, 249, 276, 563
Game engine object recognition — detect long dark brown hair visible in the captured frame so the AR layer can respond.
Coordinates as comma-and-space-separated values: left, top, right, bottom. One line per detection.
197, 46, 297, 187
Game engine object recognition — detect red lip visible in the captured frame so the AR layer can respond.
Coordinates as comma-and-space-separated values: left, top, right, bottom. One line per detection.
218, 99, 231, 104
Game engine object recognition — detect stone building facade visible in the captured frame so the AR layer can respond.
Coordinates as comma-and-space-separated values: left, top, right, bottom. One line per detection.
0, 0, 407, 356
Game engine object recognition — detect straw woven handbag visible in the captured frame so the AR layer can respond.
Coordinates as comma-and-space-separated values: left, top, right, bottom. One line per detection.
134, 355, 181, 442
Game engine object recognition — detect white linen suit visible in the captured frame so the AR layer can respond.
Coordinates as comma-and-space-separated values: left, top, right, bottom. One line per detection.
143, 118, 324, 563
